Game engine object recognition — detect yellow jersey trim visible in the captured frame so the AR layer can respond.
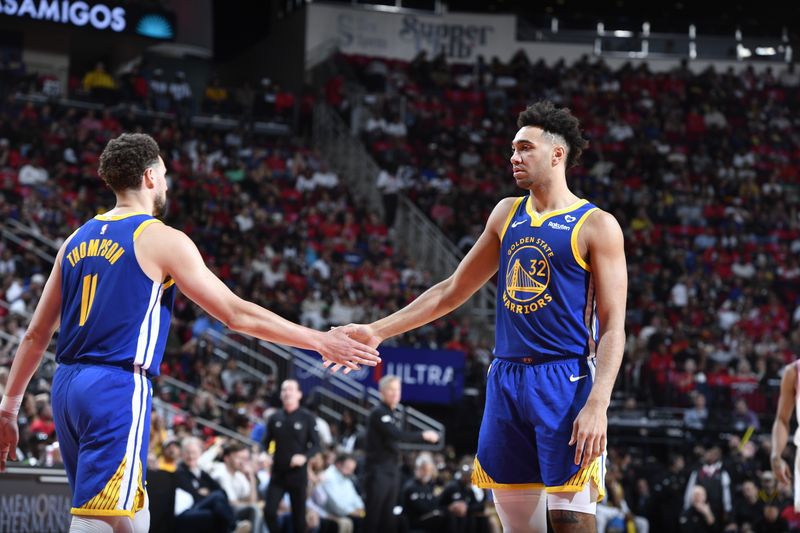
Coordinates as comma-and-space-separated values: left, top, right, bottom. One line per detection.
74, 457, 127, 514
133, 219, 161, 241
94, 211, 150, 221
525, 198, 589, 227
71, 508, 136, 518
471, 456, 545, 490
72, 457, 146, 518
545, 456, 605, 502
499, 197, 526, 241
570, 208, 598, 272
471, 455, 605, 501
163, 277, 175, 289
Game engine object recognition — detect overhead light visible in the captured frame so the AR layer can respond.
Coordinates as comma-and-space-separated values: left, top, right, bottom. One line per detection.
755, 47, 777, 56
613, 30, 633, 38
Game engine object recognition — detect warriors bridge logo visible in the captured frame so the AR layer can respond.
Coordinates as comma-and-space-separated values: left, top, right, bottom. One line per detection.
503, 236, 554, 314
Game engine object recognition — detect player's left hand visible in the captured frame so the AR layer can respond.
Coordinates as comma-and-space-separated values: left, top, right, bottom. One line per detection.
569, 400, 607, 468
323, 324, 383, 374
315, 327, 381, 373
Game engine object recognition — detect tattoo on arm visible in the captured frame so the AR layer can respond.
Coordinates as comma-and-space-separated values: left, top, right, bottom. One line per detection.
550, 510, 581, 524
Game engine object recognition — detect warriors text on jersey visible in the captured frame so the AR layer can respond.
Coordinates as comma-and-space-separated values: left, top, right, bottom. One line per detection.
494, 196, 599, 359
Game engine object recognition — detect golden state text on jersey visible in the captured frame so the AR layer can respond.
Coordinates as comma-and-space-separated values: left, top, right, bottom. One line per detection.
495, 197, 600, 359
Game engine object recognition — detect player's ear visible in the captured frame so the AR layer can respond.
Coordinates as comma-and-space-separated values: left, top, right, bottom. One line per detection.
142, 167, 156, 189
552, 145, 566, 167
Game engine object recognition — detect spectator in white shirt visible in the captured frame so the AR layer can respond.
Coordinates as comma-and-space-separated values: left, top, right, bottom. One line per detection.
18, 159, 49, 185
312, 163, 339, 189
202, 441, 262, 533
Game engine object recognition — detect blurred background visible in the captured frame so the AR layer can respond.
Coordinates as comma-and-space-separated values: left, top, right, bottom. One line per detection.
1, 0, 799, 531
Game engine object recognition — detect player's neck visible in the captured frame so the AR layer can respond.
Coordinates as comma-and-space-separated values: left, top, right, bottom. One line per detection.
107, 191, 153, 217
527, 181, 579, 215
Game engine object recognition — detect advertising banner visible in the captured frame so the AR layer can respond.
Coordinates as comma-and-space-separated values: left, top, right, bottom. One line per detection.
0, 0, 176, 40
296, 346, 465, 404
306, 3, 516, 63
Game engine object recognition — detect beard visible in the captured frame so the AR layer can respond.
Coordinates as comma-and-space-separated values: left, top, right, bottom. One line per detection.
153, 193, 168, 218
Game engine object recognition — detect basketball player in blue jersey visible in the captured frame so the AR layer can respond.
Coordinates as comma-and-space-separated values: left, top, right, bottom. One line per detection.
332, 101, 627, 532
0, 133, 381, 533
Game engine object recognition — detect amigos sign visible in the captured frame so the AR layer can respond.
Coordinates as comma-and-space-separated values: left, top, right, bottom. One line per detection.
0, 0, 175, 40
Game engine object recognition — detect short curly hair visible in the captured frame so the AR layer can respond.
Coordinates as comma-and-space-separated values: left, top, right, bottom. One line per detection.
98, 133, 161, 192
517, 101, 588, 170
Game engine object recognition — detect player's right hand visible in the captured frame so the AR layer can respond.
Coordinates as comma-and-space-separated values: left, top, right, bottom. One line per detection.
771, 455, 792, 486
0, 410, 19, 472
315, 327, 380, 373
323, 324, 383, 373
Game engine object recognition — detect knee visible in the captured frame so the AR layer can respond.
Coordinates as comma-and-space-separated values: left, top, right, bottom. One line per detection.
132, 509, 150, 533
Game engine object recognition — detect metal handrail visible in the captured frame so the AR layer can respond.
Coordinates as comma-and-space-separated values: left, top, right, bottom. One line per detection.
0, 227, 56, 263
205, 329, 278, 378
0, 299, 33, 320
4, 218, 60, 251
152, 398, 257, 447
255, 338, 446, 437
156, 374, 262, 426
312, 100, 496, 333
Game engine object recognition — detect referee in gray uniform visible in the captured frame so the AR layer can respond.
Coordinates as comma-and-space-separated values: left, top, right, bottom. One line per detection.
364, 375, 440, 533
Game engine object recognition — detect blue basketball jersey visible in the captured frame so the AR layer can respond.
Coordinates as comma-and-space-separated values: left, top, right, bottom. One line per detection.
56, 212, 175, 375
495, 197, 599, 359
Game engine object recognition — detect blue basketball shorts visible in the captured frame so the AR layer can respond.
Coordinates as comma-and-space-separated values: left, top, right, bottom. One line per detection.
472, 357, 605, 500
51, 362, 152, 518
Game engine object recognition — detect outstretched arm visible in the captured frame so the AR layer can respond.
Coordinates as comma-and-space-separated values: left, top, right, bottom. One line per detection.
358, 198, 517, 345
0, 242, 67, 471
569, 210, 627, 468
138, 224, 380, 370
771, 363, 796, 485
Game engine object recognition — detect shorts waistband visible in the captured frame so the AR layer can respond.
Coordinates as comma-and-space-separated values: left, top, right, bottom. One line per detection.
499, 354, 587, 365
58, 359, 153, 379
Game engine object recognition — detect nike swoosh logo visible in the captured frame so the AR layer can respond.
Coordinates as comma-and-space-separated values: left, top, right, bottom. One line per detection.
569, 374, 587, 382
511, 219, 528, 228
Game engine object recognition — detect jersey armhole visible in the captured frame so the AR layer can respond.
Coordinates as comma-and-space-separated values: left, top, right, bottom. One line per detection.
499, 197, 526, 241
133, 219, 162, 241
570, 208, 599, 271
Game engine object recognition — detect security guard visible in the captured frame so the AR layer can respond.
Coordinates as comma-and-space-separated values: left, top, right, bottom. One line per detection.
364, 375, 440, 533
263, 379, 320, 533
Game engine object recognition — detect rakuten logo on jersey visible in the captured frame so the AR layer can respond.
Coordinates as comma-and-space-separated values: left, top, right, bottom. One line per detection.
547, 221, 571, 231
0, 0, 126, 32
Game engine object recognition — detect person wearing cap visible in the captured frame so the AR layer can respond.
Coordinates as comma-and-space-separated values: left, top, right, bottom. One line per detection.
157, 437, 180, 472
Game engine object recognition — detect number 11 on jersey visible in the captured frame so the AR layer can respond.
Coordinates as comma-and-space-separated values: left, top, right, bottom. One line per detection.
79, 274, 98, 326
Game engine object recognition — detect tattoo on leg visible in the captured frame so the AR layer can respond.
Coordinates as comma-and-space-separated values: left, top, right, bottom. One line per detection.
551, 511, 580, 524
